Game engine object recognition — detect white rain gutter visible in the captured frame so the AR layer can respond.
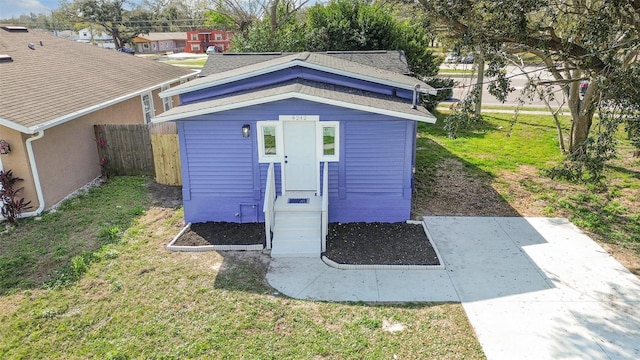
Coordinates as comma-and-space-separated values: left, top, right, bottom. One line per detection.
20, 130, 46, 218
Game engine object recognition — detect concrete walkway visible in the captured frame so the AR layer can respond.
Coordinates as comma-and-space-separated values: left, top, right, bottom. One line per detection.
266, 217, 640, 359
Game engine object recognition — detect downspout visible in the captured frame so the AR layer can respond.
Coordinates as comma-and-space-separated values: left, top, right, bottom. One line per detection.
21, 130, 46, 217
412, 84, 421, 109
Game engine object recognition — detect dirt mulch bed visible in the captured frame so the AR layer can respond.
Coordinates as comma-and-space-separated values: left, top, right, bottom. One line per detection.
324, 222, 439, 266
173, 222, 265, 246
171, 221, 438, 266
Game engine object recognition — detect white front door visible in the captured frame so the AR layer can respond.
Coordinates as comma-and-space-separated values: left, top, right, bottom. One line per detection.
283, 121, 317, 192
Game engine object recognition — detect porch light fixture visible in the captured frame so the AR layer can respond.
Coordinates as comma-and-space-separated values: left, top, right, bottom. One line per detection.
0, 140, 10, 155
242, 124, 250, 138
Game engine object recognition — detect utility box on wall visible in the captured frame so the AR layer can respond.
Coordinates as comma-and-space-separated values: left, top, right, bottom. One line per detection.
239, 203, 258, 223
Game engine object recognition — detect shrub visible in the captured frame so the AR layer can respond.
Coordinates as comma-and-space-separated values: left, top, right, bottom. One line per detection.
0, 169, 32, 225
422, 77, 455, 111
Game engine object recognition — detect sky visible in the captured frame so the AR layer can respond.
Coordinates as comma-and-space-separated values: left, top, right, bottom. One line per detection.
0, 0, 59, 19
0, 0, 326, 20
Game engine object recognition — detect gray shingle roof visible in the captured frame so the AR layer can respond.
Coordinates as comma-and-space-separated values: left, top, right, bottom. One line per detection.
0, 28, 195, 133
153, 78, 435, 123
134, 32, 187, 42
164, 51, 430, 97
200, 50, 410, 76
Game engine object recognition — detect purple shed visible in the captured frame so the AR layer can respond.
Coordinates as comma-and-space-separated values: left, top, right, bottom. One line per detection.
153, 51, 436, 257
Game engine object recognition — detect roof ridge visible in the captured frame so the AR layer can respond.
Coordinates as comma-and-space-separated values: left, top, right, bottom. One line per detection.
324, 50, 389, 54
298, 52, 311, 61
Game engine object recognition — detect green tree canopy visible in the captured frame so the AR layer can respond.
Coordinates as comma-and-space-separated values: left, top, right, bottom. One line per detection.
60, 0, 154, 48
229, 1, 307, 52
418, 0, 640, 180
229, 0, 439, 78
306, 0, 438, 77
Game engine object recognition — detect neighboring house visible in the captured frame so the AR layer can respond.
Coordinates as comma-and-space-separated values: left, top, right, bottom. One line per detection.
54, 29, 76, 40
76, 26, 115, 49
153, 51, 435, 257
133, 32, 187, 54
185, 29, 233, 53
0, 25, 197, 219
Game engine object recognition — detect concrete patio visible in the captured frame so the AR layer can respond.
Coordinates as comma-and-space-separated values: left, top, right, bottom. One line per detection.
266, 216, 640, 359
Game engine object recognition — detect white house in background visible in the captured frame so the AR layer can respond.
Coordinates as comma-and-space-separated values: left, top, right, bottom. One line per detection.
76, 27, 115, 49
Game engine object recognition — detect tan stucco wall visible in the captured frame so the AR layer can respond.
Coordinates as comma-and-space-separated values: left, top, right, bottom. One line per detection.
32, 96, 145, 209
0, 126, 38, 212
2, 80, 185, 213
170, 80, 182, 108
152, 88, 164, 117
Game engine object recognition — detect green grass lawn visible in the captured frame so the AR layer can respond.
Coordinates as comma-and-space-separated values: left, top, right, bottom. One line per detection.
0, 177, 484, 359
1, 111, 638, 358
437, 68, 475, 76
420, 113, 565, 174
418, 111, 640, 255
0, 177, 149, 294
162, 58, 207, 68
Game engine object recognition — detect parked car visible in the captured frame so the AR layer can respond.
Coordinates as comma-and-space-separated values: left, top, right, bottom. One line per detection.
461, 54, 474, 64
206, 46, 218, 55
117, 47, 135, 55
580, 80, 589, 96
444, 52, 460, 63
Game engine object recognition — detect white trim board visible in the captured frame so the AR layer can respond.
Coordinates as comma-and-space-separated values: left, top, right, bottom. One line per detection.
153, 92, 436, 124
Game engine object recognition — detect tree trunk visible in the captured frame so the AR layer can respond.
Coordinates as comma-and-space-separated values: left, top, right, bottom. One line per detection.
111, 27, 121, 48
270, 0, 279, 32
475, 55, 484, 116
566, 76, 597, 155
569, 113, 592, 155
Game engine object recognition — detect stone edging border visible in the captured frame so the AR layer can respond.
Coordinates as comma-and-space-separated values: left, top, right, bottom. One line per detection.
166, 223, 265, 252
320, 220, 446, 270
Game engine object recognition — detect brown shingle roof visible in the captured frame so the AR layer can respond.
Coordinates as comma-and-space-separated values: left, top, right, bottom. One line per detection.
164, 51, 430, 98
153, 78, 435, 123
200, 50, 410, 77
0, 28, 195, 133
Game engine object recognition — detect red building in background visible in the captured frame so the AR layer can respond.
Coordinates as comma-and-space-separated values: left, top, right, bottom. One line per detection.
186, 29, 234, 53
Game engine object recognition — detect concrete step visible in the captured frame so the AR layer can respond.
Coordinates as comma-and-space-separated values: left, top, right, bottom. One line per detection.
274, 216, 320, 231
274, 228, 321, 240
270, 241, 320, 258
271, 203, 322, 257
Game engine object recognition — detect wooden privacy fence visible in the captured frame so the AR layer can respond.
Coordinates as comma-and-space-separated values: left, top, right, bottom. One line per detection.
94, 123, 182, 185
150, 123, 182, 185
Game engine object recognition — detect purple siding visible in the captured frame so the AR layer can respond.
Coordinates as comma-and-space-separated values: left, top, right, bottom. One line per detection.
181, 66, 415, 105
179, 99, 415, 224
329, 120, 413, 222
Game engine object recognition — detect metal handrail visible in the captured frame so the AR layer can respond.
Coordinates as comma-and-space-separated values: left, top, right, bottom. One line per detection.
263, 162, 276, 249
321, 161, 329, 252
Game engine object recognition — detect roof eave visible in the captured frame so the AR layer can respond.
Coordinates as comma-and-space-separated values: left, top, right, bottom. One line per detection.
2, 72, 196, 134
152, 92, 436, 124
0, 116, 32, 134
159, 59, 433, 98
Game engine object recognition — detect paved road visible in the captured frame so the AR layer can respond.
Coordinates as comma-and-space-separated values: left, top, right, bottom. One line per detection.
439, 64, 567, 110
